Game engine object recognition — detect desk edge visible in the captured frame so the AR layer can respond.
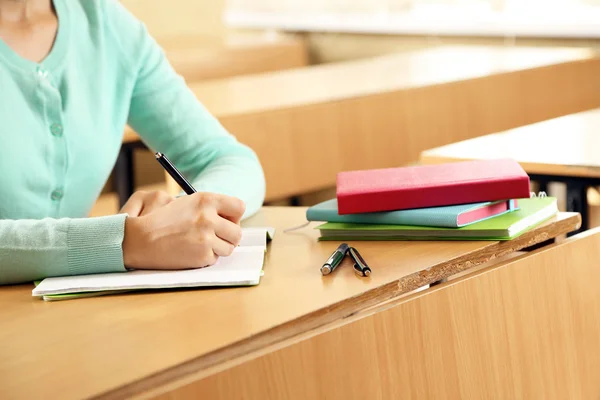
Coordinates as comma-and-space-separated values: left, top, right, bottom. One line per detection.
94, 212, 581, 400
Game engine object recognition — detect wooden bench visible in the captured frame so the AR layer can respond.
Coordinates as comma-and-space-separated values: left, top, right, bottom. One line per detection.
117, 45, 600, 207
420, 108, 600, 233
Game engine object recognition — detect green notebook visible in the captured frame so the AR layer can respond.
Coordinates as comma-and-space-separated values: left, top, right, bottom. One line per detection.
33, 281, 131, 301
316, 197, 557, 241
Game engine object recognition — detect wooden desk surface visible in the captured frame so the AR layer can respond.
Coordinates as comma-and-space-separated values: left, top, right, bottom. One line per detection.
0, 207, 580, 399
420, 108, 600, 179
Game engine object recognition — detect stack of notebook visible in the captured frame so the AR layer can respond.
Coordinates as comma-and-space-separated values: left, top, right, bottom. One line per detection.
308, 159, 558, 241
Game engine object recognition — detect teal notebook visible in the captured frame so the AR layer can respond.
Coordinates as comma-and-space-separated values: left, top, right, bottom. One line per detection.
307, 198, 518, 228
316, 197, 557, 241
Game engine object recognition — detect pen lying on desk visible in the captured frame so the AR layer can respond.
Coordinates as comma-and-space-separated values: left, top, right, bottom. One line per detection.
321, 243, 349, 275
320, 244, 372, 277
348, 247, 371, 277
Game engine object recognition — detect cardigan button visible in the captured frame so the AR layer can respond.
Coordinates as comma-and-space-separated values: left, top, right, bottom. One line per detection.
51, 189, 64, 201
50, 123, 63, 137
36, 67, 48, 78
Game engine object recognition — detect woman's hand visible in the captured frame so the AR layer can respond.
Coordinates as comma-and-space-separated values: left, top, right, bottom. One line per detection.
119, 190, 175, 217
122, 192, 245, 270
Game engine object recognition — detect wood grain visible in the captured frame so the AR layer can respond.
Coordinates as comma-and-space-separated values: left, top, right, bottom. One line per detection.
420, 107, 600, 178
162, 228, 600, 399
0, 207, 579, 400
125, 46, 600, 200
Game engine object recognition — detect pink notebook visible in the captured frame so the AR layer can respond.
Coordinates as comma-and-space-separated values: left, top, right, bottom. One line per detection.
336, 158, 530, 214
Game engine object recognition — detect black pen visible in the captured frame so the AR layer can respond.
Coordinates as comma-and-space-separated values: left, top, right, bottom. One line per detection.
348, 247, 371, 277
321, 243, 349, 275
155, 152, 196, 195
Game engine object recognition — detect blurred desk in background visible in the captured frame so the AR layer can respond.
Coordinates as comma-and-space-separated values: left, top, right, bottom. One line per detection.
117, 45, 600, 207
163, 34, 309, 81
420, 108, 600, 233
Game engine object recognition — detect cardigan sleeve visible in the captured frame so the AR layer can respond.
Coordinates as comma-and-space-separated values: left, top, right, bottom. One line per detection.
0, 214, 128, 285
104, 0, 266, 219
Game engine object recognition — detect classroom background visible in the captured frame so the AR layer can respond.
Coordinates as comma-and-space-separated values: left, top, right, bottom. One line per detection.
93, 0, 600, 228
6, 1, 600, 398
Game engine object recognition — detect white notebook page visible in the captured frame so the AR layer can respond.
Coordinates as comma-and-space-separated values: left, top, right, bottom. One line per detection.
33, 227, 273, 296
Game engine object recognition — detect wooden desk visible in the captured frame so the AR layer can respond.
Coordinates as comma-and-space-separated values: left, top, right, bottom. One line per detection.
420, 108, 600, 233
164, 35, 309, 82
118, 45, 600, 206
1, 207, 591, 399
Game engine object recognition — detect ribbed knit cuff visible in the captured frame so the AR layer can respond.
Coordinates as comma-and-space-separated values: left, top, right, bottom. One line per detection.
67, 214, 128, 276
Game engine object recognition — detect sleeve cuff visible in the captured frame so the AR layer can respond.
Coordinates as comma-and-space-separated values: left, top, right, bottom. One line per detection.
67, 214, 128, 276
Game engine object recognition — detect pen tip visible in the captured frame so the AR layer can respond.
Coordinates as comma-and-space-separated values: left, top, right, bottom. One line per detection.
155, 152, 163, 159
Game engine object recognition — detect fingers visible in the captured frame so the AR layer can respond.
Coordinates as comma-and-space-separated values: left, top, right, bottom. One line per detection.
219, 197, 246, 223
212, 236, 236, 257
214, 217, 243, 246
211, 213, 242, 258
201, 248, 219, 267
139, 191, 175, 216
119, 191, 174, 217
119, 192, 145, 217
195, 193, 246, 223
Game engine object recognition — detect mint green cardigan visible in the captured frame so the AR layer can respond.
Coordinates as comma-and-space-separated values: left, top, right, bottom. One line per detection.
0, 0, 266, 285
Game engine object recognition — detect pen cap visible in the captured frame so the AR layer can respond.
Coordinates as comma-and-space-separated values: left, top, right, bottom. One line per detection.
348, 247, 370, 276
348, 247, 367, 266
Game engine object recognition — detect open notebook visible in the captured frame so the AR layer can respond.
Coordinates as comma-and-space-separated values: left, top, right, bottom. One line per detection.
33, 227, 274, 301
